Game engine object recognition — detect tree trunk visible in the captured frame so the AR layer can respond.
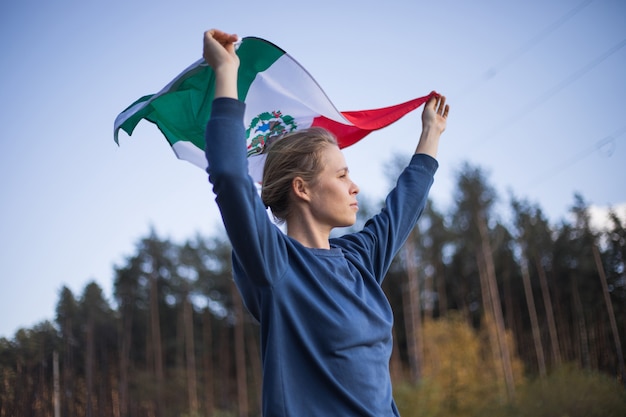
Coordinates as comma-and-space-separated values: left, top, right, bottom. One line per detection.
424, 272, 434, 319
218, 325, 231, 410
477, 216, 516, 400
61, 316, 74, 417
176, 306, 185, 369
110, 365, 120, 417
520, 250, 546, 378
202, 310, 214, 416
37, 349, 45, 417
534, 257, 562, 368
502, 267, 514, 335
232, 282, 249, 417
149, 272, 164, 416
53, 350, 60, 417
390, 326, 404, 382
402, 237, 423, 383
435, 258, 448, 317
183, 289, 199, 415
570, 275, 590, 369
552, 284, 573, 362
86, 318, 94, 417
145, 317, 155, 417
592, 244, 625, 381
97, 352, 108, 417
476, 248, 505, 396
246, 325, 263, 412
119, 312, 131, 417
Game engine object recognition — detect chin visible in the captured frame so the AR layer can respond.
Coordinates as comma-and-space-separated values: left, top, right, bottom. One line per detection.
341, 218, 357, 228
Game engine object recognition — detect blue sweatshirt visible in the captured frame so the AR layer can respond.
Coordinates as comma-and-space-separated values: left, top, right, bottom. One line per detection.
205, 98, 438, 416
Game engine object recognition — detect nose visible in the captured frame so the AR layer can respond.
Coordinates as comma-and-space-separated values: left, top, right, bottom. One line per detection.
351, 180, 360, 195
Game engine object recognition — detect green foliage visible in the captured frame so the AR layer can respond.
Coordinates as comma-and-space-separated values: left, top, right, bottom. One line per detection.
397, 361, 626, 417
395, 314, 525, 417
512, 365, 626, 417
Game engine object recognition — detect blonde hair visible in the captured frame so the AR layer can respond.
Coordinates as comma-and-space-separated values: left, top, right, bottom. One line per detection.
261, 127, 337, 223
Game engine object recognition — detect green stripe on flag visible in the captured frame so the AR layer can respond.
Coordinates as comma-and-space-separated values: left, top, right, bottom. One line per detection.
114, 37, 285, 152
140, 61, 216, 150
115, 94, 154, 141
236, 37, 285, 100
146, 64, 216, 149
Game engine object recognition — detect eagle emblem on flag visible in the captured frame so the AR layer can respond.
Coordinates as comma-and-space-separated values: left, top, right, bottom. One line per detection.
246, 110, 298, 156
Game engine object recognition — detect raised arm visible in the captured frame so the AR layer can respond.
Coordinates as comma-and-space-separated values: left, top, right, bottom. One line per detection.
203, 29, 239, 99
335, 95, 450, 283
414, 95, 449, 158
203, 29, 288, 294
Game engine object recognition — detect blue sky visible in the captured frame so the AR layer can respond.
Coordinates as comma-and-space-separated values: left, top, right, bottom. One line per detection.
1, 0, 624, 338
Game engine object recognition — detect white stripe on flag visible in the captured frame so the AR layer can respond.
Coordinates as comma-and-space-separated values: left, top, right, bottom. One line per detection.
172, 141, 208, 170
248, 154, 267, 183
243, 54, 348, 129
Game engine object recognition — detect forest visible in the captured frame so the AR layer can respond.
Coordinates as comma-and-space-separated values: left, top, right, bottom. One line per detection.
1, 160, 625, 417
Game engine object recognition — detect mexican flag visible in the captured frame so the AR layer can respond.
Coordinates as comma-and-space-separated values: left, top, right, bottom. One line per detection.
114, 37, 435, 182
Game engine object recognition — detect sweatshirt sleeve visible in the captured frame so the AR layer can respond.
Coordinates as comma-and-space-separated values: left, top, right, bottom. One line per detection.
204, 98, 287, 287
334, 153, 438, 284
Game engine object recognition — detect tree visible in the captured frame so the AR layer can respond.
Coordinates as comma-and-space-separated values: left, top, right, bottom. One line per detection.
11, 321, 58, 417
176, 242, 200, 416
55, 286, 79, 417
513, 200, 564, 369
113, 255, 145, 417
401, 231, 424, 383
592, 242, 625, 381
79, 281, 116, 417
558, 195, 601, 369
420, 201, 451, 318
511, 198, 554, 377
450, 163, 515, 400
114, 229, 179, 416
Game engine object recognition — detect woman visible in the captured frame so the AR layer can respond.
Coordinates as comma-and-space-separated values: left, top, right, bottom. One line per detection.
203, 29, 449, 416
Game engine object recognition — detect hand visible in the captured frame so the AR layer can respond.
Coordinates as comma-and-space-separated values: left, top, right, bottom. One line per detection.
414, 94, 449, 157
203, 29, 240, 74
422, 94, 449, 134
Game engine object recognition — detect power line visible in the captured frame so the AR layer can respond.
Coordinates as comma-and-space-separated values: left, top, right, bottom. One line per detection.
474, 36, 626, 149
459, 0, 597, 96
526, 124, 626, 189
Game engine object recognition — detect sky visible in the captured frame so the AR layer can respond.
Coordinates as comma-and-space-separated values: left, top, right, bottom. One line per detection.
1, 0, 625, 339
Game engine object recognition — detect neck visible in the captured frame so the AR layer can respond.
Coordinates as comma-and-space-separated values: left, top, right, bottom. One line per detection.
286, 216, 332, 249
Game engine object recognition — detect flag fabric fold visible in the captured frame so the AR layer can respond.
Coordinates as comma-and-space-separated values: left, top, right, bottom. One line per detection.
114, 36, 435, 182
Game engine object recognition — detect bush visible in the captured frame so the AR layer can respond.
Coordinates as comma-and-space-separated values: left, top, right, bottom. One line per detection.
396, 364, 626, 417
393, 315, 626, 416
395, 314, 525, 417
512, 365, 626, 417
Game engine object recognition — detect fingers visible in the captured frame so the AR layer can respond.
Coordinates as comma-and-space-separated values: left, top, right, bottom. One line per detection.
421, 93, 450, 136
203, 29, 240, 70
434, 95, 449, 119
205, 29, 238, 47
427, 94, 438, 109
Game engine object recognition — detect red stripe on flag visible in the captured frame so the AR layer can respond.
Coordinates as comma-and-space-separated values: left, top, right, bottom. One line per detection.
310, 118, 372, 148
312, 92, 437, 148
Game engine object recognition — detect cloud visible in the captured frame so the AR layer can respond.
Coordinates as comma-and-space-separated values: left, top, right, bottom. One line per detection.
589, 202, 626, 232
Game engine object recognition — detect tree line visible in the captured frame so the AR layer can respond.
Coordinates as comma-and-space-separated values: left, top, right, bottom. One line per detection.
1, 161, 625, 416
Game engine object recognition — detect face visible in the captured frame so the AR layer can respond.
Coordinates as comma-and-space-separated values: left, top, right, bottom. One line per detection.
307, 144, 360, 229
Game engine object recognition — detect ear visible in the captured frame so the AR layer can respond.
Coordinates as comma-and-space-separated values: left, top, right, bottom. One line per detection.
291, 176, 311, 202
